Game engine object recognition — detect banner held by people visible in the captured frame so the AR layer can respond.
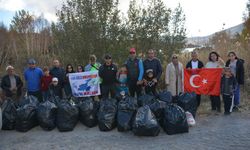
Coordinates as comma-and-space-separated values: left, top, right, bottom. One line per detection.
69, 71, 101, 97
184, 68, 223, 96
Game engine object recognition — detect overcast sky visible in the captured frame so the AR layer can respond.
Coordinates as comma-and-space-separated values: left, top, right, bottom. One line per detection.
0, 0, 248, 37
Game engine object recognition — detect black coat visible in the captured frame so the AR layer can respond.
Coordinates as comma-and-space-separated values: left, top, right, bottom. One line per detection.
1, 74, 23, 97
99, 63, 118, 85
226, 59, 245, 85
186, 60, 204, 69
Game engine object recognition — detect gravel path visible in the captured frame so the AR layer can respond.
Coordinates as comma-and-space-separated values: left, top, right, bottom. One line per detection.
0, 111, 250, 150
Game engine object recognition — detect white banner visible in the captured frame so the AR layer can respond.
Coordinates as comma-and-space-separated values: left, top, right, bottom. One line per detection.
69, 71, 101, 97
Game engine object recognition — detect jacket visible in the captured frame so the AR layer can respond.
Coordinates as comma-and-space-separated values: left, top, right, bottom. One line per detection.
186, 60, 204, 69
143, 58, 162, 80
225, 59, 244, 85
1, 74, 23, 97
99, 63, 118, 85
50, 67, 65, 87
41, 75, 53, 91
221, 75, 237, 96
24, 67, 43, 92
125, 57, 144, 81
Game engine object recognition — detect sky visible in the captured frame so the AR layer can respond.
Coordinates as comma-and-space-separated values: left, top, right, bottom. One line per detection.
0, 0, 248, 37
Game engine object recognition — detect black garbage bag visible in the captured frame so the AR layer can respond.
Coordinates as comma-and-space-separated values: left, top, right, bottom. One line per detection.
157, 90, 172, 103
177, 92, 197, 118
98, 99, 117, 131
37, 100, 57, 131
137, 94, 157, 107
48, 96, 61, 106
132, 105, 160, 136
162, 104, 189, 135
56, 100, 79, 132
18, 95, 39, 107
2, 99, 17, 130
16, 102, 38, 132
149, 100, 166, 126
117, 96, 137, 132
79, 97, 99, 128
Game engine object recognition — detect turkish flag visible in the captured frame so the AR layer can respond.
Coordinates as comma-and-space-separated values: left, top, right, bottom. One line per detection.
184, 68, 223, 96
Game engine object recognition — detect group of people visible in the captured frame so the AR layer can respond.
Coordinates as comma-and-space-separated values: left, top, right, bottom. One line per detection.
0, 48, 245, 115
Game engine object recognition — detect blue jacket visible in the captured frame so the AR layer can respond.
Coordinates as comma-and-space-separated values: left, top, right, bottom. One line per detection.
125, 58, 144, 81
24, 67, 43, 92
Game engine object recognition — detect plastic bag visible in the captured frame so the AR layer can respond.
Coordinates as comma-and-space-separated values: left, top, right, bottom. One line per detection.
16, 102, 38, 132
79, 97, 99, 128
137, 94, 156, 107
37, 100, 57, 130
132, 105, 160, 136
117, 96, 137, 132
177, 92, 197, 118
185, 111, 196, 127
56, 100, 79, 132
162, 104, 189, 135
157, 90, 172, 103
18, 95, 39, 107
149, 100, 166, 126
1, 99, 17, 130
98, 99, 117, 131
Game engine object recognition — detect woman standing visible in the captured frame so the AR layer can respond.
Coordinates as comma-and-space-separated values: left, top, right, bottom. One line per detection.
64, 64, 75, 98
165, 54, 184, 97
77, 65, 84, 72
205, 51, 225, 112
225, 51, 244, 111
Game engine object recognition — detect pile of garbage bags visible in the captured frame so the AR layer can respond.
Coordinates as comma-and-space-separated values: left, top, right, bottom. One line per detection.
1, 91, 196, 136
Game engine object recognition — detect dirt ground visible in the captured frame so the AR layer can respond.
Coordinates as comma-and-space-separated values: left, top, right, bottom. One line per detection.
0, 110, 250, 150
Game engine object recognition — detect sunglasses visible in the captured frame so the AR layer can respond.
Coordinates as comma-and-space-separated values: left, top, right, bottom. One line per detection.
172, 57, 178, 59
130, 52, 135, 54
105, 57, 111, 59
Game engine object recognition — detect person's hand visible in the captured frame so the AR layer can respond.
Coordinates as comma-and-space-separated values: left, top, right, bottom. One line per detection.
137, 80, 143, 85
143, 79, 147, 85
152, 78, 158, 83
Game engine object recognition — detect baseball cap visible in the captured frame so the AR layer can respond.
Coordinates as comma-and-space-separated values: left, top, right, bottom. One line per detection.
28, 58, 36, 64
52, 77, 58, 82
6, 65, 14, 71
129, 48, 136, 53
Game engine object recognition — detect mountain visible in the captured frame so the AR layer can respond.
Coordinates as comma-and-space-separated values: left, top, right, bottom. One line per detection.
186, 23, 244, 46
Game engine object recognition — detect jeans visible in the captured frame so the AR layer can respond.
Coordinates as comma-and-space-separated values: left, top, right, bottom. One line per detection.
234, 85, 240, 106
210, 95, 221, 111
101, 84, 116, 99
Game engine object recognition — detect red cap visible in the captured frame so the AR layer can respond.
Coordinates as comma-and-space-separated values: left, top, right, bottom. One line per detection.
129, 47, 136, 53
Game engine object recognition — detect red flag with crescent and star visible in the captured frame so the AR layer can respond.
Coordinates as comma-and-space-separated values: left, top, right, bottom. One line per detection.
184, 68, 223, 96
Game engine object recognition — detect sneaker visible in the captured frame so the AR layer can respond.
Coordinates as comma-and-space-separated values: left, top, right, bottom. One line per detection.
233, 106, 240, 112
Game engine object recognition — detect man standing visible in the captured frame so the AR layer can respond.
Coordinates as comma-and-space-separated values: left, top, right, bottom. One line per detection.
125, 48, 144, 97
143, 49, 162, 95
99, 54, 117, 99
50, 59, 65, 91
186, 50, 204, 107
24, 59, 43, 102
1, 65, 23, 101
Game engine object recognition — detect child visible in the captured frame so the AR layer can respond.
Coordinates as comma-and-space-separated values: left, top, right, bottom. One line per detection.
41, 67, 52, 101
116, 65, 129, 96
144, 69, 157, 96
221, 67, 237, 115
49, 77, 63, 99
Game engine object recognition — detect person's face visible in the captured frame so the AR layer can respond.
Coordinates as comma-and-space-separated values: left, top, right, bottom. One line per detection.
129, 52, 136, 59
53, 60, 60, 67
52, 81, 58, 86
67, 66, 73, 72
44, 70, 50, 76
228, 53, 236, 61
120, 67, 127, 73
90, 59, 96, 65
191, 53, 198, 61
172, 56, 178, 64
148, 72, 154, 78
147, 51, 154, 59
77, 66, 83, 72
29, 63, 36, 69
224, 70, 231, 76
210, 53, 218, 62
105, 56, 112, 65
7, 69, 14, 75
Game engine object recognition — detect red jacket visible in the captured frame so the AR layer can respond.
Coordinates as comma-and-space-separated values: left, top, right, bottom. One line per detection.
41, 75, 52, 91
